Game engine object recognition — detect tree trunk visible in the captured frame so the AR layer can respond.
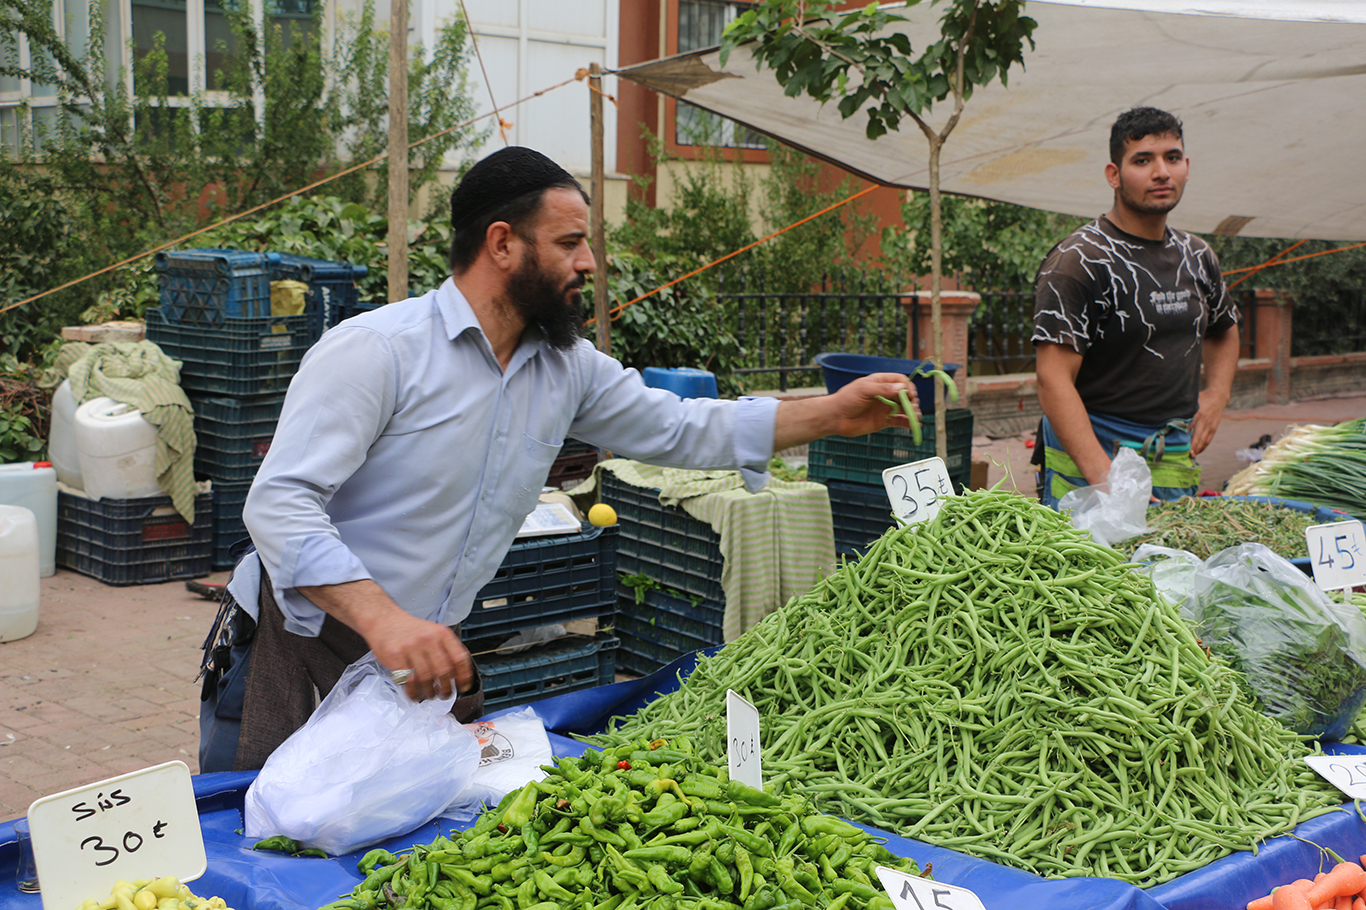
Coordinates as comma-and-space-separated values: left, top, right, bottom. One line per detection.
927, 136, 947, 462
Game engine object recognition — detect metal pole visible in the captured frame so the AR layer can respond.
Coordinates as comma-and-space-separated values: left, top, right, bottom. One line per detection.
589, 62, 609, 355
387, 0, 409, 303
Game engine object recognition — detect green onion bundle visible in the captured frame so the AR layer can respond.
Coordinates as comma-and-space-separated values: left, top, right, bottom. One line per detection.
1226, 418, 1366, 518
592, 491, 1344, 886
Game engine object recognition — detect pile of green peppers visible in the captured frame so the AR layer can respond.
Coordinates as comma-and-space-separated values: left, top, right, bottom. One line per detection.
318, 737, 923, 910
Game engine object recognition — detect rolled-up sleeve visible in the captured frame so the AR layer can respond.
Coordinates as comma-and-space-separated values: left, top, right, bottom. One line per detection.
242, 326, 396, 636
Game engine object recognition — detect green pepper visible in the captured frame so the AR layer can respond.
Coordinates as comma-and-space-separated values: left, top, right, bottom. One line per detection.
714, 839, 735, 866
709, 857, 734, 895
580, 815, 627, 847
516, 877, 538, 908
617, 823, 642, 851
252, 835, 304, 854
832, 879, 880, 901
623, 844, 694, 866
357, 860, 405, 894
680, 776, 725, 800
539, 845, 586, 867
500, 783, 540, 828
734, 846, 755, 903
800, 815, 864, 840
775, 857, 818, 903
726, 780, 781, 808
442, 866, 490, 896
719, 824, 772, 858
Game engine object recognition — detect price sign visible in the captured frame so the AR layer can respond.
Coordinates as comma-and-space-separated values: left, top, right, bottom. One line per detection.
876, 865, 986, 910
882, 457, 955, 527
1305, 520, 1366, 593
726, 689, 762, 790
28, 761, 205, 910
1304, 754, 1366, 800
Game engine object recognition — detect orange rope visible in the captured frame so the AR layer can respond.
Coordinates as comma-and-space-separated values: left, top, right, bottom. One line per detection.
573, 68, 619, 107
458, 0, 510, 146
1221, 240, 1366, 278
1226, 239, 1305, 290
0, 73, 583, 317
587, 183, 882, 324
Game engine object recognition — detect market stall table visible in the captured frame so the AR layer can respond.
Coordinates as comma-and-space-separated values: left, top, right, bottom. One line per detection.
5, 649, 1365, 910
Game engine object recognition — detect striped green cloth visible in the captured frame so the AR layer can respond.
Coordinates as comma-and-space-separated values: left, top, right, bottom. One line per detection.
597, 460, 836, 641
57, 341, 198, 523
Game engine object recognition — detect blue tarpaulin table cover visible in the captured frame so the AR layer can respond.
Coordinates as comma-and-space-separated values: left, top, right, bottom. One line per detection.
5, 649, 1366, 910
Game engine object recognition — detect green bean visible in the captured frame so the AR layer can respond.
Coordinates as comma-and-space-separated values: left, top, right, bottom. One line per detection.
589, 490, 1345, 886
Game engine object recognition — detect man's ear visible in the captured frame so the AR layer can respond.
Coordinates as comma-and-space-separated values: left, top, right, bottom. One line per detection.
485, 221, 519, 270
1104, 161, 1120, 190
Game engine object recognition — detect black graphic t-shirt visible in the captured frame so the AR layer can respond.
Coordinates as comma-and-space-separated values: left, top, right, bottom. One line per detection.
1032, 216, 1238, 426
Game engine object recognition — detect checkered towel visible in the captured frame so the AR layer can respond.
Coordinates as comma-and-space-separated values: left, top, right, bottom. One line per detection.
593, 460, 836, 641
57, 341, 198, 523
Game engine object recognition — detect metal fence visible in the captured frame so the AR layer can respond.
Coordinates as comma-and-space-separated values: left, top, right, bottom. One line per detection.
716, 268, 910, 392
1292, 287, 1366, 357
966, 287, 1035, 375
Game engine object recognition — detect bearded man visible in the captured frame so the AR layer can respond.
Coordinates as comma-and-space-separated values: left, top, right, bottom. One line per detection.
1031, 107, 1241, 508
198, 147, 919, 771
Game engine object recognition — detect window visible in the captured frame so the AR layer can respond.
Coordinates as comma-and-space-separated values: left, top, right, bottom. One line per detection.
675, 0, 763, 149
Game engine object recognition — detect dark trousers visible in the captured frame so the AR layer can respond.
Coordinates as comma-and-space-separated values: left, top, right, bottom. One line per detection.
198, 561, 483, 773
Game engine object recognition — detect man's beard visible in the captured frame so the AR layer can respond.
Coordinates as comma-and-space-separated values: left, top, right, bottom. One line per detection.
505, 248, 587, 352
1117, 176, 1181, 215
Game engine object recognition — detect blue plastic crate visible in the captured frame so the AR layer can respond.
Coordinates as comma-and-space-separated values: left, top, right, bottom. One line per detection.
476, 633, 619, 713
826, 479, 896, 560
192, 394, 286, 482
56, 489, 213, 585
271, 254, 369, 339
146, 307, 317, 397
463, 525, 618, 640
614, 583, 724, 676
600, 471, 725, 604
210, 479, 252, 570
808, 408, 974, 488
156, 249, 282, 327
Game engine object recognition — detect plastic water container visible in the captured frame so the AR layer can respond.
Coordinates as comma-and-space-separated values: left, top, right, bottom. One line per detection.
642, 367, 719, 400
75, 397, 163, 500
0, 505, 40, 642
0, 462, 56, 577
48, 379, 83, 489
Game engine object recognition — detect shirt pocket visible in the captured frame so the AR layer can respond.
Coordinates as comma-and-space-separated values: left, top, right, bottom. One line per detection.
505, 433, 563, 519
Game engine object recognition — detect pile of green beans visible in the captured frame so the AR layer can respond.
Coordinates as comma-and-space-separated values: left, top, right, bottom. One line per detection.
1118, 496, 1317, 560
592, 490, 1346, 886
318, 738, 920, 910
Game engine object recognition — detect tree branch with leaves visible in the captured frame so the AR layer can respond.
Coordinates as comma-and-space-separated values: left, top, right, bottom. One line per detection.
722, 0, 1036, 458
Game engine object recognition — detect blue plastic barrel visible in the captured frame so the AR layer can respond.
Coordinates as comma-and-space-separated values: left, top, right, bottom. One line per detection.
814, 352, 962, 415
642, 367, 719, 400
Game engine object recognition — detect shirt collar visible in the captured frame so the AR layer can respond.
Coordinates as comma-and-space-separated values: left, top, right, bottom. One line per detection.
435, 276, 548, 373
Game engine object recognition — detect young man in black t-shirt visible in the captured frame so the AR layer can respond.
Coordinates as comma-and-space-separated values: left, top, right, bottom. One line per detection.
1031, 107, 1241, 507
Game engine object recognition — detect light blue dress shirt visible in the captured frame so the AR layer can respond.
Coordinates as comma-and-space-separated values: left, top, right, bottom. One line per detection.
233, 278, 778, 636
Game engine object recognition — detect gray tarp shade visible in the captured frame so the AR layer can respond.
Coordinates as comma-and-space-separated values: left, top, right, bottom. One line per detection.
616, 0, 1366, 240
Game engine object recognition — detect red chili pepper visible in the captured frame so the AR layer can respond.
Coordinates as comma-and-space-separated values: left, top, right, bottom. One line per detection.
496, 823, 508, 834
617, 760, 631, 770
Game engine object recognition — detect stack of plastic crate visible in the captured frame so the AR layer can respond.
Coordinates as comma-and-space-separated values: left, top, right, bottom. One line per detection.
55, 489, 215, 585
598, 471, 727, 675
546, 439, 599, 490
807, 408, 976, 559
270, 253, 370, 339
462, 525, 621, 712
146, 248, 326, 569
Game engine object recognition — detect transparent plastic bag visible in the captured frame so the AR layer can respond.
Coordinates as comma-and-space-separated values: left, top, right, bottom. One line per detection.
1058, 447, 1151, 547
1143, 542, 1366, 740
244, 653, 482, 855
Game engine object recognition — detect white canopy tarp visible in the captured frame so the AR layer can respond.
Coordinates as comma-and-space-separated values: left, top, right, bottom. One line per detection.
616, 0, 1366, 240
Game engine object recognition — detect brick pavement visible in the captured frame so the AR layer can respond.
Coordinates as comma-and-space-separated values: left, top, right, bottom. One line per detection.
3, 391, 1364, 823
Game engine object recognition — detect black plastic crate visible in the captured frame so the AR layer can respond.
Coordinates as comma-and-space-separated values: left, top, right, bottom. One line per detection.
600, 471, 725, 604
146, 307, 318, 397
326, 300, 384, 330
156, 249, 281, 327
56, 490, 213, 585
807, 408, 975, 488
614, 584, 724, 676
475, 633, 619, 713
826, 479, 896, 560
272, 254, 369, 339
210, 480, 252, 570
464, 525, 619, 640
192, 394, 286, 482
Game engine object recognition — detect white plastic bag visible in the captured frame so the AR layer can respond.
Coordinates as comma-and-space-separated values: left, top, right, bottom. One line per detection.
443, 707, 553, 822
1058, 447, 1152, 547
244, 653, 482, 855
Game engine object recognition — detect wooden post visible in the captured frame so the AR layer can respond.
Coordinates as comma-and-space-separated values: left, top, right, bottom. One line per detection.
589, 62, 610, 355
387, 0, 409, 303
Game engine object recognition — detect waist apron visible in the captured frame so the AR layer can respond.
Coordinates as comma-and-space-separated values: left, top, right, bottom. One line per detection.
1040, 411, 1202, 509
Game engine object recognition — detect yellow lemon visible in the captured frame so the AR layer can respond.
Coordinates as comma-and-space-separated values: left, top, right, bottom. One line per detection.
588, 503, 617, 527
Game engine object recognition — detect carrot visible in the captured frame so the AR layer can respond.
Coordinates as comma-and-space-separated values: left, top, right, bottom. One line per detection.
1335, 895, 1354, 910
1352, 897, 1366, 910
1249, 895, 1275, 910
1308, 863, 1366, 905
1273, 880, 1314, 910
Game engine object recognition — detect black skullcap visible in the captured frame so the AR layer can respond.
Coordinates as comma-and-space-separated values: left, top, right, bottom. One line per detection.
450, 147, 576, 232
